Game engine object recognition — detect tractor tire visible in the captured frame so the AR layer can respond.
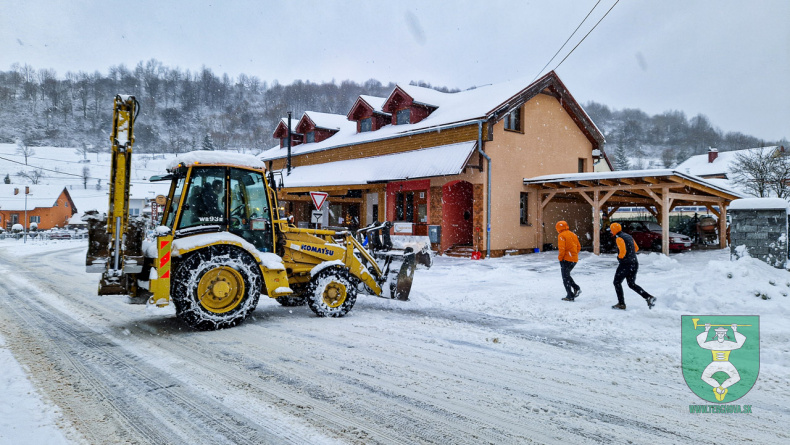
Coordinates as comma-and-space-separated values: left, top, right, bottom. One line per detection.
306, 267, 357, 318
275, 295, 307, 307
172, 245, 262, 330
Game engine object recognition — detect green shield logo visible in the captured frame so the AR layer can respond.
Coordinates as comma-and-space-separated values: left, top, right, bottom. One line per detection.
682, 315, 759, 403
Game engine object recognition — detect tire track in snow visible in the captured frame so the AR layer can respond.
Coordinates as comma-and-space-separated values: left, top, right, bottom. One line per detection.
0, 248, 330, 445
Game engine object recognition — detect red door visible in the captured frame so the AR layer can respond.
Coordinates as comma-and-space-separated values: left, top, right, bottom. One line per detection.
441, 181, 473, 251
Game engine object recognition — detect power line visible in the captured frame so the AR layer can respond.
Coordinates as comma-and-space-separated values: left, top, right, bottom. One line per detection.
0, 155, 88, 178
554, 0, 620, 72
532, 0, 602, 82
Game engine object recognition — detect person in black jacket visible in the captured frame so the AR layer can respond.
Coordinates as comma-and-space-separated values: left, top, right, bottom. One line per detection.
609, 222, 657, 310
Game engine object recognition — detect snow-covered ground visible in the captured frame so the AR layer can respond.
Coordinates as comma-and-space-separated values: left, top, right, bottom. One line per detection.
0, 237, 788, 443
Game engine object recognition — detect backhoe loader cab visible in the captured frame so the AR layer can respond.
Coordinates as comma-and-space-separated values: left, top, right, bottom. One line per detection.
160, 164, 276, 254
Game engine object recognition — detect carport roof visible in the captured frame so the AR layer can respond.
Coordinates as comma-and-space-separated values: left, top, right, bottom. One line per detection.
524, 169, 745, 201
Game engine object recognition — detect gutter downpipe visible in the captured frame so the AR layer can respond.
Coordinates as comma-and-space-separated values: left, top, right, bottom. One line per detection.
477, 120, 491, 258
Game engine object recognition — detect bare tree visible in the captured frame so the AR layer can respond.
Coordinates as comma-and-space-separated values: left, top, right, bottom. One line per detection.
16, 169, 45, 184
82, 166, 91, 189
15, 137, 35, 164
729, 148, 786, 198
661, 148, 675, 168
768, 150, 790, 199
75, 142, 90, 160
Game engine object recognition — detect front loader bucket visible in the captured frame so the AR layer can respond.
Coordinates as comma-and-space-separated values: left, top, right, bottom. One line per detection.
390, 248, 417, 301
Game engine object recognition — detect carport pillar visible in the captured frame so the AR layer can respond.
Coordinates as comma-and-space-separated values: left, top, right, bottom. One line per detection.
592, 190, 600, 255
719, 202, 728, 248
661, 190, 670, 256
578, 189, 614, 256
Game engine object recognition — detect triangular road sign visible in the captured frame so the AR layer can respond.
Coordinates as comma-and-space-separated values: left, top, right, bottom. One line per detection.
310, 191, 328, 210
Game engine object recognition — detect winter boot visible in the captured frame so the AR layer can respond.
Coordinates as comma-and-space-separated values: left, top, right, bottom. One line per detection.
562, 296, 575, 302
646, 296, 657, 309
611, 303, 626, 310
574, 288, 582, 298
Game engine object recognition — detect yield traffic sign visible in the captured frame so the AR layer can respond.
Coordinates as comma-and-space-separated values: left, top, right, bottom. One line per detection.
310, 191, 328, 210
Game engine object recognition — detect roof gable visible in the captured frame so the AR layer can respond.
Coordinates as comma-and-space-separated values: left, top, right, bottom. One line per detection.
347, 95, 390, 120
296, 111, 353, 134
272, 118, 301, 139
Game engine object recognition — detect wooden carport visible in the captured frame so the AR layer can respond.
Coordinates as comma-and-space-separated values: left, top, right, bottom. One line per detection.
524, 170, 744, 255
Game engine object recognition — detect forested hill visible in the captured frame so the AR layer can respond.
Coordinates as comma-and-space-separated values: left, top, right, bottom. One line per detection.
584, 103, 787, 170
0, 60, 784, 162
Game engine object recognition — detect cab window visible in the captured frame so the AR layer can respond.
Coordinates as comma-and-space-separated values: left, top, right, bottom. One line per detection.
164, 176, 186, 228
229, 168, 273, 252
177, 167, 226, 230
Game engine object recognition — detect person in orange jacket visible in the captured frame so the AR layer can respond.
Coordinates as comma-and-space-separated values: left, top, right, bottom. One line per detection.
556, 220, 581, 301
609, 222, 657, 310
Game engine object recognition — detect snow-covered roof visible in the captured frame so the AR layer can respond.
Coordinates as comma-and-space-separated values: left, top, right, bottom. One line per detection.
729, 197, 790, 211
394, 84, 451, 108
129, 181, 173, 201
261, 71, 602, 162
675, 146, 778, 177
0, 185, 69, 211
358, 95, 389, 114
303, 111, 355, 132
277, 141, 477, 188
279, 117, 300, 132
67, 213, 88, 225
523, 169, 746, 198
166, 150, 265, 170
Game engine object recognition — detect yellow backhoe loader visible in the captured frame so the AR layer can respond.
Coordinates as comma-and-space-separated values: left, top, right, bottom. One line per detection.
86, 95, 427, 330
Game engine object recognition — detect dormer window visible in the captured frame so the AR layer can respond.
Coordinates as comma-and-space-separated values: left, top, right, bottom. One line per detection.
306, 131, 315, 143
504, 107, 522, 132
396, 109, 411, 125
360, 118, 372, 132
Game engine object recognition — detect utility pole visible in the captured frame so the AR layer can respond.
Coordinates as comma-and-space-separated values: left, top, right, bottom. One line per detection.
286, 111, 292, 175
24, 186, 29, 244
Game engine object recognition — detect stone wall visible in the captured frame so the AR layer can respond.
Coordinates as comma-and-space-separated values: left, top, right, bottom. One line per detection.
729, 209, 788, 268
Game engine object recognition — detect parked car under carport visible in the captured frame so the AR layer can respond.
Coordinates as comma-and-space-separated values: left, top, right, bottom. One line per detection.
604, 220, 693, 253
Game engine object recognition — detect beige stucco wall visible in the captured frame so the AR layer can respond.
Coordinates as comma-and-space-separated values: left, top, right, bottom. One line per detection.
484, 93, 594, 252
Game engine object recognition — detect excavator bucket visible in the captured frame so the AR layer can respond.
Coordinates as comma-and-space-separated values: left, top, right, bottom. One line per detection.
85, 209, 147, 296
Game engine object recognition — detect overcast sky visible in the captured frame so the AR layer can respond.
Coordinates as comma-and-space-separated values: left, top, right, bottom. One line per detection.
2, 0, 788, 141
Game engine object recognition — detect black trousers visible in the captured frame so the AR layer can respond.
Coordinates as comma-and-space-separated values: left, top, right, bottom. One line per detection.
560, 260, 580, 298
613, 260, 654, 304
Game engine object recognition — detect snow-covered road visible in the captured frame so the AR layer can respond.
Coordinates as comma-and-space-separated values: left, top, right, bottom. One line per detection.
0, 241, 788, 444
